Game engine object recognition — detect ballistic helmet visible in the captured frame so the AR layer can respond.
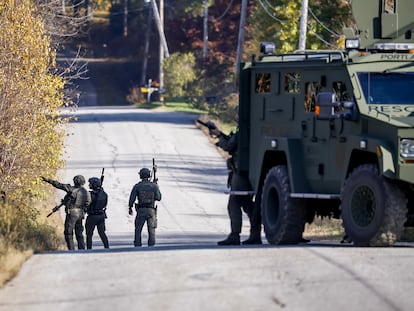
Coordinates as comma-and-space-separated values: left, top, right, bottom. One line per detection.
88, 177, 101, 190
139, 168, 151, 179
73, 175, 86, 186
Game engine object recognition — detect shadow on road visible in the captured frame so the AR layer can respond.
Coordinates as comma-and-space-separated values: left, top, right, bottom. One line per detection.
35, 231, 412, 256
60, 106, 200, 125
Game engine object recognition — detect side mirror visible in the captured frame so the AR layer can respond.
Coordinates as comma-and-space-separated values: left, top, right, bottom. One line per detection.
315, 92, 357, 121
315, 92, 337, 120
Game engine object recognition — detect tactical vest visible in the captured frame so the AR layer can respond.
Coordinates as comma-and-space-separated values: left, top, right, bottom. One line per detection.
137, 183, 156, 208
70, 187, 89, 210
89, 190, 107, 215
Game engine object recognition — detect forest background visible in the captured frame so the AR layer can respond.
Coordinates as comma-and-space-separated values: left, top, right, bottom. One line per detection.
0, 0, 354, 286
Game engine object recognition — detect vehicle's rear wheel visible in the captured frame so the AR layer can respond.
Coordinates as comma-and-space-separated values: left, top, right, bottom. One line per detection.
261, 166, 306, 244
341, 164, 407, 246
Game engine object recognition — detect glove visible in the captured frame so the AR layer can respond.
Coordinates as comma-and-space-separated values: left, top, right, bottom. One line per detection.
209, 128, 221, 137
205, 120, 217, 130
128, 207, 133, 216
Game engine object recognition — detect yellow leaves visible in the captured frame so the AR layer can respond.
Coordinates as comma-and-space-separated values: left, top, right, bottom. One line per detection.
0, 0, 67, 203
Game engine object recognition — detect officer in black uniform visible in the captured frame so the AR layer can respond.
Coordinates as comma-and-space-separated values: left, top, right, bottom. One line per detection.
42, 175, 91, 250
85, 177, 109, 249
210, 109, 262, 245
128, 168, 161, 247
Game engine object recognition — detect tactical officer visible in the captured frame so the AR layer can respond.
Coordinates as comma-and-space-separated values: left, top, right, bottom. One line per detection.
86, 177, 109, 249
210, 109, 262, 245
42, 175, 91, 250
128, 168, 161, 247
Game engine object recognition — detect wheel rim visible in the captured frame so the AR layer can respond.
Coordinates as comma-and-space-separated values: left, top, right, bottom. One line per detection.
350, 185, 376, 227
266, 186, 280, 227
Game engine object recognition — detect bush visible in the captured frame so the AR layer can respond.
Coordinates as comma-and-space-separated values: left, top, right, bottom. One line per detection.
0, 201, 63, 253
163, 52, 197, 99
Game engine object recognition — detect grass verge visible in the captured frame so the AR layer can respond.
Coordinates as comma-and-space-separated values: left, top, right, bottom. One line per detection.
0, 245, 32, 287
0, 192, 65, 288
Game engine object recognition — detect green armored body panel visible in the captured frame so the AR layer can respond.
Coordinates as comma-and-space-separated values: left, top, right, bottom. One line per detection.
237, 0, 414, 246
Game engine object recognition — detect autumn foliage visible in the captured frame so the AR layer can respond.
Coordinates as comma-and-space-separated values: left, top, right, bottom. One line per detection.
0, 0, 67, 258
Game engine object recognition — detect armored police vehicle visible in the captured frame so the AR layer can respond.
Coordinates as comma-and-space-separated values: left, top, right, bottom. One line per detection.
237, 0, 414, 246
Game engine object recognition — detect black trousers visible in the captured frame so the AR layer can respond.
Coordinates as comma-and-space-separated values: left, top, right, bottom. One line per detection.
227, 173, 261, 237
85, 214, 109, 249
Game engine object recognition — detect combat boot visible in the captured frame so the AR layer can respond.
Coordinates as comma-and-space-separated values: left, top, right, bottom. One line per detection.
217, 233, 240, 246
242, 232, 262, 245
242, 226, 262, 245
242, 236, 262, 245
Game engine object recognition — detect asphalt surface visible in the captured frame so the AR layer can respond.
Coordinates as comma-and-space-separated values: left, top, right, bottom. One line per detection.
0, 106, 413, 311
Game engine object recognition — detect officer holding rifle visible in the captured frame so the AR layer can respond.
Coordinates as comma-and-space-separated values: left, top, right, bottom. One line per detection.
199, 107, 262, 245
128, 160, 162, 247
42, 175, 91, 250
85, 169, 109, 249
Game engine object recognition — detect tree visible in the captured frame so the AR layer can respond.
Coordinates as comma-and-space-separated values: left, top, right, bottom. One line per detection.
163, 52, 197, 98
248, 0, 352, 54
0, 0, 67, 203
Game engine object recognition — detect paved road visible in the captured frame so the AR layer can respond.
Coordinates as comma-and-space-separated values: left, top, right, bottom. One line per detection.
0, 107, 413, 311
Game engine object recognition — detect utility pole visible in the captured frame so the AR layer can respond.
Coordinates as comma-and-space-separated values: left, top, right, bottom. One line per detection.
148, 1, 170, 56
123, 0, 128, 37
234, 0, 247, 86
141, 1, 152, 86
298, 0, 309, 51
203, 0, 208, 60
159, 0, 164, 100
150, 0, 169, 101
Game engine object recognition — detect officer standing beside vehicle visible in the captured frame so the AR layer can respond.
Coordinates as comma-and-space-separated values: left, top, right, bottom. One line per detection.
128, 167, 161, 247
42, 175, 91, 250
209, 107, 262, 245
86, 177, 109, 249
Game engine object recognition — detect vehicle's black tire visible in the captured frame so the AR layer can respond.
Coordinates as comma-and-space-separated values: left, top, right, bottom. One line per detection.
261, 166, 307, 244
341, 164, 408, 246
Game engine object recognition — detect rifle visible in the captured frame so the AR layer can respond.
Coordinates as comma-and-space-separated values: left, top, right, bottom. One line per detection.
152, 158, 158, 184
100, 168, 105, 185
152, 158, 158, 228
47, 193, 71, 217
196, 119, 229, 139
100, 168, 108, 218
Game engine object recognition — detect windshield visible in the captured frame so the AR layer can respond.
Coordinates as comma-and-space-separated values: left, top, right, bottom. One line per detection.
358, 72, 414, 105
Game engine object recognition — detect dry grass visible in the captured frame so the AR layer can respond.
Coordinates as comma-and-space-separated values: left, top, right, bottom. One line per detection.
303, 218, 345, 241
0, 245, 32, 287
0, 192, 65, 288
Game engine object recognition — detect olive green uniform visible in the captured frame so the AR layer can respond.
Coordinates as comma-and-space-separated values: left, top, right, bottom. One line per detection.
129, 179, 161, 246
43, 178, 91, 250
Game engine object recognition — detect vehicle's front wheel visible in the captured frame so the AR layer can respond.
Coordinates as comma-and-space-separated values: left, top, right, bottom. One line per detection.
341, 164, 407, 246
261, 166, 306, 244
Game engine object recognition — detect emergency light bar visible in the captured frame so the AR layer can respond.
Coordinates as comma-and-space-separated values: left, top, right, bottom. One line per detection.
374, 43, 414, 51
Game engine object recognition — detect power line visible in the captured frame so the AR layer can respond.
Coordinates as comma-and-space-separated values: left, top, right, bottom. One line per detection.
307, 24, 339, 49
213, 0, 235, 22
308, 7, 341, 38
257, 0, 288, 23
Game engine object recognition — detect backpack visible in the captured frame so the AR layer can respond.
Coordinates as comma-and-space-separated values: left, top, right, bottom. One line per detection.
137, 182, 156, 208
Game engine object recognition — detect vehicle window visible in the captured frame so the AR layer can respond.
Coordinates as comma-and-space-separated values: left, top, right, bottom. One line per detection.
357, 72, 414, 105
255, 73, 271, 93
333, 81, 350, 101
304, 81, 321, 112
285, 73, 301, 93
384, 0, 395, 13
